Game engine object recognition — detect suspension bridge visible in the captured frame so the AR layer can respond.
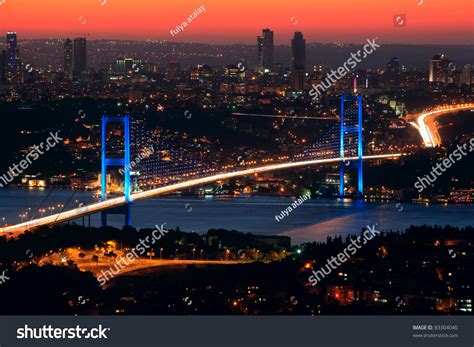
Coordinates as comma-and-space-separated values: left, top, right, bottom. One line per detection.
2, 95, 404, 237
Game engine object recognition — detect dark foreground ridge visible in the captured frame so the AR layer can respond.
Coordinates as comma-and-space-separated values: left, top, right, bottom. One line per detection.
0, 224, 472, 315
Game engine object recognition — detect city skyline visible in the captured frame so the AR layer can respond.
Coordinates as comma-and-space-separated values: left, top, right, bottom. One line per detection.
0, 0, 472, 44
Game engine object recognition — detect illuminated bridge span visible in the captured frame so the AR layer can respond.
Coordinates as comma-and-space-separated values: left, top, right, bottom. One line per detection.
2, 154, 402, 236
2, 95, 403, 237
408, 103, 474, 147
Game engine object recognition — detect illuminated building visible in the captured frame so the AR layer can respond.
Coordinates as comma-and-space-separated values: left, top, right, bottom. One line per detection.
223, 65, 242, 78
73, 37, 87, 77
4, 32, 23, 84
166, 61, 180, 81
27, 179, 47, 188
461, 64, 471, 85
353, 69, 368, 92
291, 32, 305, 91
257, 28, 274, 72
190, 64, 213, 81
428, 54, 450, 84
64, 38, 73, 80
115, 57, 142, 73
386, 57, 400, 86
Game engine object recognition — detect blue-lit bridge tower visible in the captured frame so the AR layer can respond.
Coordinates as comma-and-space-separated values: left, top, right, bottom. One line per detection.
339, 95, 363, 196
101, 115, 132, 227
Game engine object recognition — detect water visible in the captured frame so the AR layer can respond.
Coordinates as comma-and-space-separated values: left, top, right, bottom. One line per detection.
1, 188, 473, 244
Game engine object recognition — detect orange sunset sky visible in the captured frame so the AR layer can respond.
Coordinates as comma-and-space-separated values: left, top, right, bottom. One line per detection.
0, 0, 472, 44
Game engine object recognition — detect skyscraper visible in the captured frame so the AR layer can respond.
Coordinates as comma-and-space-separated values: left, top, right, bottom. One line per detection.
64, 38, 73, 80
429, 54, 450, 84
386, 57, 400, 86
166, 61, 180, 81
73, 38, 87, 77
4, 32, 22, 84
291, 31, 305, 91
461, 64, 472, 85
257, 28, 274, 72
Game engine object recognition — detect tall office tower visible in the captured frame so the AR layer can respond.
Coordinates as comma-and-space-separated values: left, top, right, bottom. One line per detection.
386, 57, 400, 86
5, 32, 22, 84
291, 31, 305, 91
257, 28, 274, 71
429, 54, 450, 84
73, 38, 87, 77
166, 61, 180, 81
461, 64, 472, 85
354, 69, 368, 91
64, 38, 73, 80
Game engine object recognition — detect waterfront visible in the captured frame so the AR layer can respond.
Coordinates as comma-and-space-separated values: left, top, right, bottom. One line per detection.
1, 188, 472, 244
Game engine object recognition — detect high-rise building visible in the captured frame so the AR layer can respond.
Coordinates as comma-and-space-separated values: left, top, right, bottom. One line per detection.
257, 28, 274, 71
461, 64, 472, 85
166, 61, 180, 81
291, 32, 305, 91
4, 32, 22, 84
73, 38, 87, 77
386, 57, 400, 86
64, 38, 73, 80
354, 69, 368, 91
429, 54, 450, 84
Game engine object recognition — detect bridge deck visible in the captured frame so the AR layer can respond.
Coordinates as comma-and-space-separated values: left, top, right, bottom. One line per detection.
1, 154, 402, 237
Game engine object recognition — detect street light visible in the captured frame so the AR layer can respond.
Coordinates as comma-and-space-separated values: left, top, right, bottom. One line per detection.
226, 249, 230, 260
192, 248, 196, 260
200, 249, 204, 260
147, 251, 155, 260
160, 247, 163, 259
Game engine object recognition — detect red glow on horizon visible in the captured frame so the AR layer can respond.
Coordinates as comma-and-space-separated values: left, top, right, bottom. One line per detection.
0, 0, 472, 44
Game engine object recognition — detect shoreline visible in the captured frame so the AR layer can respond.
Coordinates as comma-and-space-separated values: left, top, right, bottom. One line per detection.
2, 186, 472, 205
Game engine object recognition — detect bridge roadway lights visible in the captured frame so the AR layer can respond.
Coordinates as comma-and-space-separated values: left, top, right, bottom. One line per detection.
339, 95, 363, 196
100, 115, 133, 228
